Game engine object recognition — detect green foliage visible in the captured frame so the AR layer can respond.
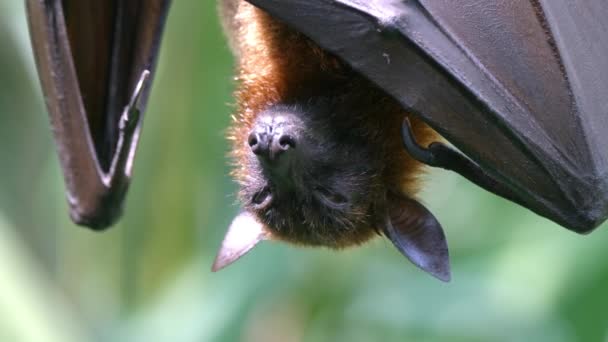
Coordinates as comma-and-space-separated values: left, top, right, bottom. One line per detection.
0, 1, 607, 341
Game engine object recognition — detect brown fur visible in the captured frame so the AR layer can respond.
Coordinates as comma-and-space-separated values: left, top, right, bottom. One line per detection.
223, 1, 436, 247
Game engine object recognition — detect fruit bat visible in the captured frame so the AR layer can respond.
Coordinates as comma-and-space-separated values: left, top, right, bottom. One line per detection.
25, 0, 608, 281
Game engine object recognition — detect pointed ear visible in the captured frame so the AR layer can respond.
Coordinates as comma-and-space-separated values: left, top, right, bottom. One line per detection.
212, 210, 270, 272
383, 195, 451, 282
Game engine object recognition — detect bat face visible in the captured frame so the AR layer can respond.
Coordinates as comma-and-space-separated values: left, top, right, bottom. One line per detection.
239, 102, 383, 247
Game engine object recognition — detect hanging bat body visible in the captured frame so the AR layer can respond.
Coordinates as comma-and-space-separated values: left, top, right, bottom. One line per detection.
25, 0, 608, 281
213, 0, 608, 280
213, 0, 451, 280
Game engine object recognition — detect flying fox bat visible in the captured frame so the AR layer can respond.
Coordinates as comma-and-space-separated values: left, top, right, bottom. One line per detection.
26, 0, 608, 281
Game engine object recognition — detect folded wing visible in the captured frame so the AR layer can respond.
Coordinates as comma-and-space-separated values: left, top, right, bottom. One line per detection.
247, 0, 608, 232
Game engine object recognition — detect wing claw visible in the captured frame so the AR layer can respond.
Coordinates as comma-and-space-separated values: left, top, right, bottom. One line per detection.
401, 117, 526, 209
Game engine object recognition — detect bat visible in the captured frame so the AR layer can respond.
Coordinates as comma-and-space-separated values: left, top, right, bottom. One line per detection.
214, 0, 449, 280
25, 0, 608, 281
212, 0, 608, 281
25, 0, 171, 229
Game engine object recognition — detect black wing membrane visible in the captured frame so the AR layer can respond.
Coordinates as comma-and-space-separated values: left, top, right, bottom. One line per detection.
248, 0, 608, 233
26, 0, 171, 229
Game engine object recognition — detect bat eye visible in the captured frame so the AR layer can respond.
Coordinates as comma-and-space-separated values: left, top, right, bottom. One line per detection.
252, 187, 273, 209
315, 187, 348, 205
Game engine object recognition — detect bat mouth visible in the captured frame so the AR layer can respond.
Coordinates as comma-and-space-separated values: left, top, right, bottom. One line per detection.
251, 186, 273, 209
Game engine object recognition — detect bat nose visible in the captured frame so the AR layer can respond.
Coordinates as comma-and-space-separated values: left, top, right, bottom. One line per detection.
248, 128, 296, 160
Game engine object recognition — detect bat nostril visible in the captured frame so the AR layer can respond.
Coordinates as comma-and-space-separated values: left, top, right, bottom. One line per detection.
248, 132, 262, 154
270, 133, 295, 156
248, 132, 258, 147
278, 134, 296, 150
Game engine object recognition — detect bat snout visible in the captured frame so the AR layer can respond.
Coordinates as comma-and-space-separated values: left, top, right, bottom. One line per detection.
248, 113, 302, 189
248, 122, 297, 162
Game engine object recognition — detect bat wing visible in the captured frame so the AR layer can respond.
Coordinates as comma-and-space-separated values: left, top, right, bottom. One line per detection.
26, 0, 171, 229
247, 0, 608, 233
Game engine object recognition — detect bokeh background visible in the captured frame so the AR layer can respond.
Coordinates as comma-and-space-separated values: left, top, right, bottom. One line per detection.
1, 1, 608, 341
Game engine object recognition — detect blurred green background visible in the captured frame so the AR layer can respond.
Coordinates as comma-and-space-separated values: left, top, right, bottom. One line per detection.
1, 1, 608, 341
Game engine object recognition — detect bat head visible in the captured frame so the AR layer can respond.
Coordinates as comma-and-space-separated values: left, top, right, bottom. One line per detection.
213, 101, 450, 281
238, 102, 384, 246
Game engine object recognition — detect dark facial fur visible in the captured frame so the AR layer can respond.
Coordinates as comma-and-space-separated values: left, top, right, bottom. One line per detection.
240, 100, 385, 247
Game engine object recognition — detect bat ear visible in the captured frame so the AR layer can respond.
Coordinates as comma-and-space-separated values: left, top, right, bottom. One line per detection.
212, 210, 270, 272
383, 195, 451, 282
